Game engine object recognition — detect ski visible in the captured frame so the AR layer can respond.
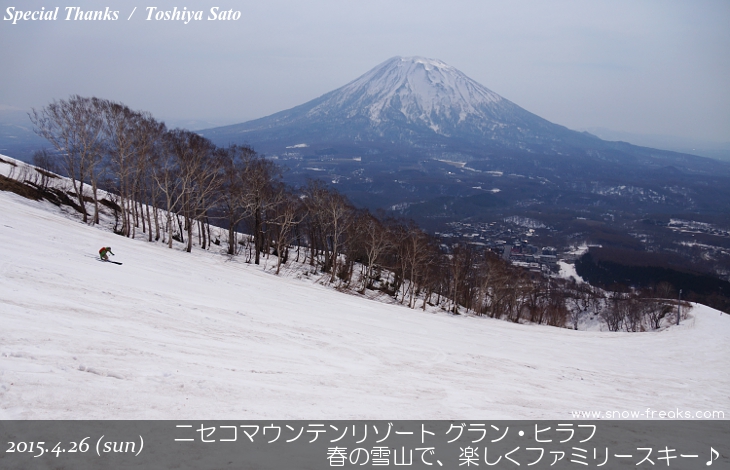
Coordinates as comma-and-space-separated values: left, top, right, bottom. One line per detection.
98, 259, 123, 265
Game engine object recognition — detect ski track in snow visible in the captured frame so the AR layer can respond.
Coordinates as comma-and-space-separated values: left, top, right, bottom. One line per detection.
0, 187, 729, 419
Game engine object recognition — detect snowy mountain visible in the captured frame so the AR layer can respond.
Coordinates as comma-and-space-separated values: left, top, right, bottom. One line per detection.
203, 56, 611, 151
200, 56, 730, 184
197, 57, 730, 254
2, 155, 730, 419
327, 56, 505, 130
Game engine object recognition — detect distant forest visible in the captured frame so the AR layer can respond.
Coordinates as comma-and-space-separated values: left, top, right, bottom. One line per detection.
576, 247, 730, 314
1, 95, 718, 329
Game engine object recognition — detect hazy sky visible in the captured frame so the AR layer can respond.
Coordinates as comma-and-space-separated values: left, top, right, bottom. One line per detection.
1, 0, 728, 142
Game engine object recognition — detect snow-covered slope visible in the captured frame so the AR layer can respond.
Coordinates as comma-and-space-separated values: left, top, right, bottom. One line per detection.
0, 185, 729, 419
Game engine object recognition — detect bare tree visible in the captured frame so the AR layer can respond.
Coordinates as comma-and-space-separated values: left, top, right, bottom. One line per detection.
101, 100, 139, 235
218, 145, 256, 255
565, 281, 599, 330
301, 179, 330, 270
643, 283, 674, 330
153, 133, 185, 248
602, 289, 628, 331
30, 95, 105, 223
321, 190, 353, 283
356, 211, 392, 293
131, 112, 166, 241
268, 186, 306, 274
399, 222, 434, 308
165, 129, 222, 253
31, 149, 59, 189
240, 153, 280, 264
472, 251, 501, 316
445, 243, 474, 314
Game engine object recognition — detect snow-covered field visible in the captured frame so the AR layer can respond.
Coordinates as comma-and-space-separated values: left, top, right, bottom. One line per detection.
1, 181, 729, 419
557, 261, 585, 283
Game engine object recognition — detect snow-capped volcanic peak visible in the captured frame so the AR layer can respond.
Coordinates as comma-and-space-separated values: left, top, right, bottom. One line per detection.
202, 55, 555, 145
308, 56, 505, 132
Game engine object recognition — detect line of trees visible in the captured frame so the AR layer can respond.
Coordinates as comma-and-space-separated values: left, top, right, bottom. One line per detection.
28, 95, 681, 330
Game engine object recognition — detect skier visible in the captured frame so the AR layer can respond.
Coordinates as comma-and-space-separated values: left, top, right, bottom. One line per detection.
99, 246, 115, 261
